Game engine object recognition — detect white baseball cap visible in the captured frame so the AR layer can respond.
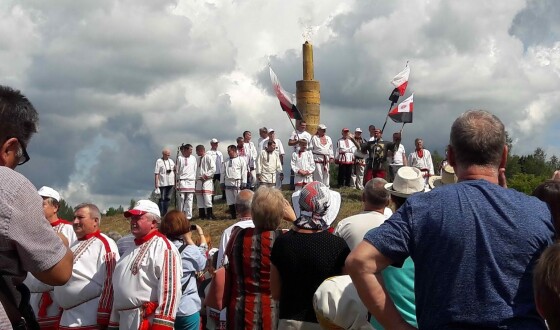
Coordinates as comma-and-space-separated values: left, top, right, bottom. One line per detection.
355, 128, 362, 132
38, 186, 60, 202
318, 124, 327, 130
267, 128, 275, 133
210, 138, 219, 143
124, 200, 161, 218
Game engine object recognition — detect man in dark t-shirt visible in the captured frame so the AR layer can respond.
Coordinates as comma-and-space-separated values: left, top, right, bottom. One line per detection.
347, 110, 555, 329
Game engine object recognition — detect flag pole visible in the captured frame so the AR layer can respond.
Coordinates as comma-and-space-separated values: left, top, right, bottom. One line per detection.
380, 101, 395, 134
400, 122, 406, 133
285, 111, 298, 136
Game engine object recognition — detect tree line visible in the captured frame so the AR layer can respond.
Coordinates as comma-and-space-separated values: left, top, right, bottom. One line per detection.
57, 199, 137, 221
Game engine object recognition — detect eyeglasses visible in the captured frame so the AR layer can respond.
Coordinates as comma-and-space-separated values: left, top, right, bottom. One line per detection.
17, 139, 30, 166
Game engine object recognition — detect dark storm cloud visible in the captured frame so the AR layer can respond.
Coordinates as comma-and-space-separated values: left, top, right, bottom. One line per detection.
510, 0, 560, 49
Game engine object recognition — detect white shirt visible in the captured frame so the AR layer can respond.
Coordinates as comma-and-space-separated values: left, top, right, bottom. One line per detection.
408, 149, 435, 175
289, 130, 313, 152
390, 144, 406, 166
220, 157, 248, 187
334, 211, 387, 250
336, 138, 356, 164
310, 135, 334, 161
206, 149, 223, 175
291, 150, 316, 186
260, 138, 285, 156
256, 150, 283, 184
110, 232, 182, 329
154, 158, 175, 187
217, 219, 255, 267
243, 141, 258, 167
54, 233, 119, 327
197, 154, 216, 179
177, 155, 197, 181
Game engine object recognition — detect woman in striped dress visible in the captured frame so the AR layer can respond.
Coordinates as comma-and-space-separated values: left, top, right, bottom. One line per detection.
224, 186, 293, 329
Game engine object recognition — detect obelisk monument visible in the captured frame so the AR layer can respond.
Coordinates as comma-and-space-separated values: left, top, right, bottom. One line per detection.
296, 41, 320, 134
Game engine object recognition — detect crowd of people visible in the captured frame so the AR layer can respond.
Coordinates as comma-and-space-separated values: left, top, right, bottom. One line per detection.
2, 83, 560, 330
156, 120, 441, 222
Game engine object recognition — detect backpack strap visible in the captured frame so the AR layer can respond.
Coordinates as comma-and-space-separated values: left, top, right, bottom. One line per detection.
177, 244, 194, 294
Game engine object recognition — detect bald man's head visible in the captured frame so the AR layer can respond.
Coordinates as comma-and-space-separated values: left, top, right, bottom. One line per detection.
235, 189, 254, 217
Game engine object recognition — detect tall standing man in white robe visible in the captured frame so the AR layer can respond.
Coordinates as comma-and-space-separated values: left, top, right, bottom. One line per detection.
236, 137, 253, 189
110, 200, 182, 330
242, 131, 258, 189
195, 144, 217, 220
221, 145, 248, 219
207, 138, 224, 203
408, 138, 434, 187
310, 124, 334, 187
288, 120, 312, 189
260, 128, 285, 189
336, 128, 357, 188
176, 144, 197, 220
53, 203, 119, 329
25, 186, 77, 329
256, 140, 283, 188
351, 128, 368, 190
291, 139, 316, 191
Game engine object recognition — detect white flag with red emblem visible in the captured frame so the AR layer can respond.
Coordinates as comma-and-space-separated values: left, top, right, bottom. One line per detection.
388, 94, 414, 123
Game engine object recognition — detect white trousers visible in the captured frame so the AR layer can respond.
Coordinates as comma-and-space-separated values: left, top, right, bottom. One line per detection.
313, 162, 330, 187
352, 163, 365, 190
225, 188, 240, 206
178, 192, 194, 219
195, 179, 213, 208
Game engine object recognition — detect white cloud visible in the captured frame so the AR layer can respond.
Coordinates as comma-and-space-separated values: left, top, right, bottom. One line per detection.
2, 0, 559, 210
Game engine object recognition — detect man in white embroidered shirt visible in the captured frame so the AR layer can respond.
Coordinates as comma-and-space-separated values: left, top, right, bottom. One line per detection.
53, 203, 119, 329
110, 200, 182, 330
24, 186, 77, 329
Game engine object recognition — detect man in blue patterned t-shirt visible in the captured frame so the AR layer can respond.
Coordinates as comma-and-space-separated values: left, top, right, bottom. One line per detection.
347, 110, 555, 329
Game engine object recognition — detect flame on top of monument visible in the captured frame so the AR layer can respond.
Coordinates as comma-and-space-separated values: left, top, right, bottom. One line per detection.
301, 24, 319, 43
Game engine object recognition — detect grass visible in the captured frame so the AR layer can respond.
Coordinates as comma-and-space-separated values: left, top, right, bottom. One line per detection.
99, 187, 365, 247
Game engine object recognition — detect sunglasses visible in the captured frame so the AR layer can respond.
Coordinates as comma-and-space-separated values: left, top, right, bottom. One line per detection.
16, 138, 30, 166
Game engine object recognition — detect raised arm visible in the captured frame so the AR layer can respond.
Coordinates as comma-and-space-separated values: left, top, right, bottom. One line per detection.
346, 241, 416, 330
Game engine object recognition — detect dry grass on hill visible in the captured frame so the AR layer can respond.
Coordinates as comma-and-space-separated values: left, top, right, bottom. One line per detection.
100, 187, 365, 247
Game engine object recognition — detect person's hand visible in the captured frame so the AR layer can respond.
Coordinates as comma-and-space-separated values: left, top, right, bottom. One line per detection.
282, 199, 296, 222
184, 231, 192, 240
552, 170, 560, 181
183, 230, 195, 245
195, 224, 204, 236
498, 167, 507, 188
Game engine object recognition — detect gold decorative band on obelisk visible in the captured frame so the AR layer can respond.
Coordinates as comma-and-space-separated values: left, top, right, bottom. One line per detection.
296, 41, 320, 135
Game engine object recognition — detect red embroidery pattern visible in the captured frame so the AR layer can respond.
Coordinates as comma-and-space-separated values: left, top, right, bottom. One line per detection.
72, 238, 95, 263
130, 238, 156, 275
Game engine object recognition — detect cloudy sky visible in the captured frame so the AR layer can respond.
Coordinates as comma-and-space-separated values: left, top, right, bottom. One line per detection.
2, 0, 559, 210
